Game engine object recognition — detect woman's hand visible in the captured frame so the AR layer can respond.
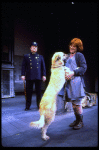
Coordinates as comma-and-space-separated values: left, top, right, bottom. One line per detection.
65, 70, 74, 80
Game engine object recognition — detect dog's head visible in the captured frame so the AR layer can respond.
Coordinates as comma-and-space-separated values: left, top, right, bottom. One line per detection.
52, 52, 67, 67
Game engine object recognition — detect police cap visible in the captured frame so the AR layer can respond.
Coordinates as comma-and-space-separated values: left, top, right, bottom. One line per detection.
31, 42, 38, 47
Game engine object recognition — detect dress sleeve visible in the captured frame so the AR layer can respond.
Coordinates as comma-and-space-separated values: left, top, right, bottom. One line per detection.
74, 53, 87, 76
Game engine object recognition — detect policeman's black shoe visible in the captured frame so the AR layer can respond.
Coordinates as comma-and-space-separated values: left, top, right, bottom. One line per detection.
25, 108, 31, 111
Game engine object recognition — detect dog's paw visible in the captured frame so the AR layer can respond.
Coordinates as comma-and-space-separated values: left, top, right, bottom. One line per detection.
30, 122, 33, 126
42, 135, 50, 141
30, 122, 36, 127
30, 122, 39, 129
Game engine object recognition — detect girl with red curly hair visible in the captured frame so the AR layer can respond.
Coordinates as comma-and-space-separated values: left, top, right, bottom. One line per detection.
64, 38, 87, 130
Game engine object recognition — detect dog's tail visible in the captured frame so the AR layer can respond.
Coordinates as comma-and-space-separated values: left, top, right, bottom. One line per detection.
30, 115, 45, 129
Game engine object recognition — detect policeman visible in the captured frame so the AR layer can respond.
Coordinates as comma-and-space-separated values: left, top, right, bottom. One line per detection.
21, 42, 46, 110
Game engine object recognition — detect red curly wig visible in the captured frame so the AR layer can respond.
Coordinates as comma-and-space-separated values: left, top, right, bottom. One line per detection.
69, 38, 83, 52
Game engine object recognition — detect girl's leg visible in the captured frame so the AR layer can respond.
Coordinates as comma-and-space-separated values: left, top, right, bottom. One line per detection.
69, 100, 84, 129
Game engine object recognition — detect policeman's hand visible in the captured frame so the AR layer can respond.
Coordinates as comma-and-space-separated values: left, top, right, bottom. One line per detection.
42, 76, 46, 82
21, 76, 25, 81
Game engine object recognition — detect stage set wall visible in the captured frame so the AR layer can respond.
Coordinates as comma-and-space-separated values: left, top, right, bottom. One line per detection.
1, 14, 98, 113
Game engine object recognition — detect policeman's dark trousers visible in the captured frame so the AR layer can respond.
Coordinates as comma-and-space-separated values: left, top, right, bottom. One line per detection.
26, 80, 42, 109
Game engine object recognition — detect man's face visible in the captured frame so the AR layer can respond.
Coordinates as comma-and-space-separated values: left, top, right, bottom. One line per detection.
30, 46, 38, 54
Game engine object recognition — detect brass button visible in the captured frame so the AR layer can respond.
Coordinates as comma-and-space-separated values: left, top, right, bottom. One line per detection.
30, 67, 32, 69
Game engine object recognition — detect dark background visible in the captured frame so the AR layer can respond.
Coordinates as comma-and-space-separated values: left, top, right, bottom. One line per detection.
1, 2, 98, 93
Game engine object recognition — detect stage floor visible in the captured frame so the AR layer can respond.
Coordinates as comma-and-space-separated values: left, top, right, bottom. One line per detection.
1, 94, 98, 147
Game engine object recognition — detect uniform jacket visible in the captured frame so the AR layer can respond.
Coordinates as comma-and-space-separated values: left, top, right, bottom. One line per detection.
58, 52, 87, 96
21, 52, 46, 80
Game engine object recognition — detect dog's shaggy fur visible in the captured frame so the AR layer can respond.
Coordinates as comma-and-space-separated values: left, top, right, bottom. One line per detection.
30, 52, 69, 140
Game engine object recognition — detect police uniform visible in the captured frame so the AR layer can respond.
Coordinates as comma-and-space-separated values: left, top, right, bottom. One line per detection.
21, 43, 46, 110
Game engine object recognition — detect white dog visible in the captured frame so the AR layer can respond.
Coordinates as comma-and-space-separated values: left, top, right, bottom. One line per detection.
30, 52, 71, 140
